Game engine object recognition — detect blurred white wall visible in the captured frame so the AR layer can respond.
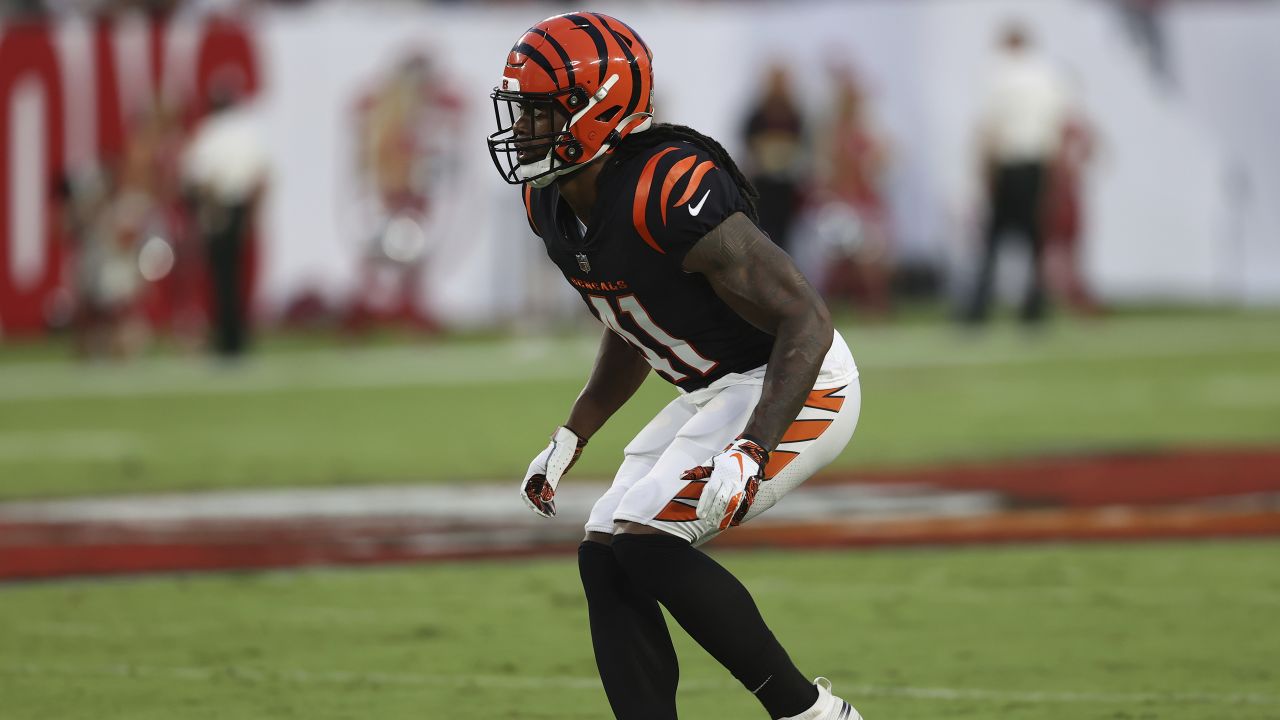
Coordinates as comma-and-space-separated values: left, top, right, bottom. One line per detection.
252, 0, 1280, 325
3, 0, 1277, 335
1168, 2, 1280, 304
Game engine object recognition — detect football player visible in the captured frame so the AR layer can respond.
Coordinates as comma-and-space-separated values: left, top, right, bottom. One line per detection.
488, 13, 864, 720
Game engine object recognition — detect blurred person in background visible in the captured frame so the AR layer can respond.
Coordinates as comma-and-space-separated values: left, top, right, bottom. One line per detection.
489, 12, 863, 720
962, 21, 1066, 327
1042, 95, 1103, 316
120, 100, 193, 342
57, 100, 185, 359
741, 63, 807, 254
345, 53, 463, 336
183, 82, 267, 359
808, 65, 893, 319
59, 165, 149, 358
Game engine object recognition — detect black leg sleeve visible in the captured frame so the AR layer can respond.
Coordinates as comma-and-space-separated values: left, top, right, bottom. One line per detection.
1020, 163, 1049, 324
963, 206, 1002, 325
611, 534, 818, 720
578, 540, 680, 720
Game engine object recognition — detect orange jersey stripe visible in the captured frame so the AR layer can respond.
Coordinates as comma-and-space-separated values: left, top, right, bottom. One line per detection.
632, 146, 680, 254
674, 480, 705, 501
781, 419, 833, 444
804, 386, 847, 412
764, 450, 799, 480
672, 160, 716, 207
522, 184, 538, 234
655, 501, 699, 522
659, 155, 698, 226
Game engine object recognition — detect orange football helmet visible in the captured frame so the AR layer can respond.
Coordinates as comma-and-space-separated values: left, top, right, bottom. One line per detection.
487, 12, 654, 187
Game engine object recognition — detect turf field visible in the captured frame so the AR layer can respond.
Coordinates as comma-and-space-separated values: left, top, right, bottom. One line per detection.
2, 541, 1278, 719
1, 310, 1278, 500
3, 309, 1279, 718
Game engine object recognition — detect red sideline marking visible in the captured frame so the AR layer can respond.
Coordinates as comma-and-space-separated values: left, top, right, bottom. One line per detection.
4, 507, 1280, 581
719, 508, 1280, 549
0, 541, 579, 581
821, 447, 1280, 507
3, 446, 1279, 580
0, 518, 572, 580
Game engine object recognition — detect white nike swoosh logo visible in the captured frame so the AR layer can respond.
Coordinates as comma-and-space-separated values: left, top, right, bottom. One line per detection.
688, 189, 711, 216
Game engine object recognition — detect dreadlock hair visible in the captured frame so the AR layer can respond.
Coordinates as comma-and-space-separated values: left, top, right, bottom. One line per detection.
605, 123, 761, 224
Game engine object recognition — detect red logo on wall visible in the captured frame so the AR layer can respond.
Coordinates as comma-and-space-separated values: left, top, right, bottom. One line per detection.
0, 17, 261, 336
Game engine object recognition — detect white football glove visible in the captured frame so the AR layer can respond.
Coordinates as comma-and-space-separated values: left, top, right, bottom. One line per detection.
520, 426, 586, 518
684, 436, 770, 530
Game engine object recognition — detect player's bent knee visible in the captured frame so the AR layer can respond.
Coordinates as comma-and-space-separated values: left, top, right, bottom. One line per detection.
578, 538, 620, 592
610, 531, 691, 591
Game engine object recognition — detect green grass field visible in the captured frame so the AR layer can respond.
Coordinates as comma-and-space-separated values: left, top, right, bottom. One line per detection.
2, 541, 1278, 719
3, 309, 1279, 719
1, 310, 1278, 500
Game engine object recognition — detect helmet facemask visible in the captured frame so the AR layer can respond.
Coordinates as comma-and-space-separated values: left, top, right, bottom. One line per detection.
488, 84, 587, 188
489, 74, 652, 188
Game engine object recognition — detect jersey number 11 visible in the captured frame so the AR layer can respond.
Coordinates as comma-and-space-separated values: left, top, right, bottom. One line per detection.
588, 295, 718, 383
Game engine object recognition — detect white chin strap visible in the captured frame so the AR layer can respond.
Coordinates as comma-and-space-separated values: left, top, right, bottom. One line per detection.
520, 156, 560, 188
522, 158, 563, 188
518, 74, 653, 189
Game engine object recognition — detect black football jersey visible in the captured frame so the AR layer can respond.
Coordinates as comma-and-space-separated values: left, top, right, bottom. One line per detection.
523, 140, 776, 392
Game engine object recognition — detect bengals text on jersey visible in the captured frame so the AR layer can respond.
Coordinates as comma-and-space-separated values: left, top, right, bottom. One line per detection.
522, 139, 775, 392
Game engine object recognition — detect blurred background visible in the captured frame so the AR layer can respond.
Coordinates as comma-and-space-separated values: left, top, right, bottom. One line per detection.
0, 1, 1278, 719
1, 0, 1277, 346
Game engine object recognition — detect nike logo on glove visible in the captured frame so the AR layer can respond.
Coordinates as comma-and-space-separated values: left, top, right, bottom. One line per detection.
688, 189, 711, 216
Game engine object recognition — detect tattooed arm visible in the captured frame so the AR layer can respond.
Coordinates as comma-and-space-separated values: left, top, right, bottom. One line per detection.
682, 211, 834, 450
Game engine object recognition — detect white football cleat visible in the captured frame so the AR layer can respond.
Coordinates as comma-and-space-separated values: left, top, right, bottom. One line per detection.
780, 677, 863, 720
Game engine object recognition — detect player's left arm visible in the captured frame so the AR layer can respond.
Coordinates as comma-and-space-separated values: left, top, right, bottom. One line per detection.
682, 211, 834, 451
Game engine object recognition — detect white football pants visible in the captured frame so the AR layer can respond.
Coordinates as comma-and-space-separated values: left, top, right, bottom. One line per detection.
586, 330, 860, 545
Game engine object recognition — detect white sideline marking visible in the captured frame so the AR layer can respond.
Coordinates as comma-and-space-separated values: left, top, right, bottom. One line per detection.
0, 482, 996, 525
1, 662, 1275, 706
0, 483, 605, 523
1, 316, 1278, 402
0, 431, 143, 460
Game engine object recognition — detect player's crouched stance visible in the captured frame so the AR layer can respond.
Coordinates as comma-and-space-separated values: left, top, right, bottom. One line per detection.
490, 12, 864, 720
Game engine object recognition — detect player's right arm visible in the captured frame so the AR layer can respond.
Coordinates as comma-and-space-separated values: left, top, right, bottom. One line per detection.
519, 328, 650, 517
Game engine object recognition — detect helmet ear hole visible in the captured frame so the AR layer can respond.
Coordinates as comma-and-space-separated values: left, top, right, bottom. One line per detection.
594, 105, 621, 123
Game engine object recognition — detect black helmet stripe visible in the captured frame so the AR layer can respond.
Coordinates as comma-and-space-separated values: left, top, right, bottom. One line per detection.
513, 42, 562, 89
530, 28, 575, 89
614, 18, 652, 60
591, 13, 642, 118
563, 14, 609, 86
